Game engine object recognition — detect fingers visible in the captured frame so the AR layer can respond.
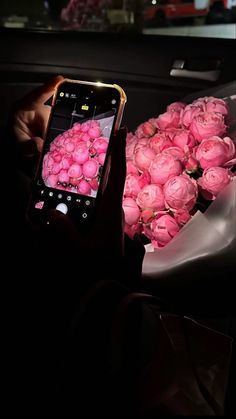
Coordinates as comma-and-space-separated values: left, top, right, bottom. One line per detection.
33, 137, 44, 153
21, 75, 64, 107
13, 106, 37, 137
92, 127, 127, 255
13, 76, 64, 147
100, 127, 127, 218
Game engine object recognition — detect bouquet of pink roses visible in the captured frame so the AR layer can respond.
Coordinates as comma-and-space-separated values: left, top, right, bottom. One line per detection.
41, 114, 114, 199
123, 95, 236, 252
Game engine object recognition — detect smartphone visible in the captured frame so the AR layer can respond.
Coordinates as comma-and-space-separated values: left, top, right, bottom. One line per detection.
27, 78, 127, 226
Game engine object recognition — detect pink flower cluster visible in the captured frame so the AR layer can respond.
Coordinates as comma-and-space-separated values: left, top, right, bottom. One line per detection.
123, 96, 236, 248
42, 119, 108, 197
61, 0, 111, 30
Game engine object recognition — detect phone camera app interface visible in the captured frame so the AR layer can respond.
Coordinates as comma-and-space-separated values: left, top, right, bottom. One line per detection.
40, 83, 119, 199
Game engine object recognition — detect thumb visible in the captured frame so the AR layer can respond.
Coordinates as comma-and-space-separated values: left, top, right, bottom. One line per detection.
19, 75, 64, 108
99, 127, 127, 222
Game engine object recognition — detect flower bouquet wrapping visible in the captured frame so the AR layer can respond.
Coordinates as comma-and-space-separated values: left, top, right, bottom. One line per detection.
123, 81, 236, 280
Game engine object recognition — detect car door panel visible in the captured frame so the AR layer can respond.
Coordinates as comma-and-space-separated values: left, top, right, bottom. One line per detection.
1, 29, 236, 133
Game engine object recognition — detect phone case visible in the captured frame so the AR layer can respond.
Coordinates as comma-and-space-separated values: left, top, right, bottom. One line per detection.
50, 78, 127, 135
27, 78, 127, 226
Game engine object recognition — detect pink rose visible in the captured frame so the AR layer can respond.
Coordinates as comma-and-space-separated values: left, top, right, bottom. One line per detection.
124, 222, 141, 239
126, 137, 137, 160
43, 154, 54, 169
92, 137, 108, 153
134, 146, 156, 172
190, 112, 226, 142
198, 167, 232, 200
149, 153, 182, 185
90, 120, 100, 128
58, 170, 70, 184
72, 122, 81, 132
49, 142, 56, 151
149, 214, 180, 248
196, 136, 235, 169
45, 174, 59, 188
156, 110, 180, 130
139, 170, 151, 187
83, 159, 99, 178
61, 155, 73, 170
42, 167, 50, 179
172, 129, 197, 150
124, 174, 142, 197
167, 101, 186, 113
134, 137, 149, 154
53, 135, 64, 147
123, 197, 141, 225
51, 162, 62, 175
124, 172, 151, 198
88, 126, 101, 138
69, 177, 81, 187
181, 104, 204, 128
126, 160, 139, 175
81, 133, 91, 143
136, 184, 165, 211
135, 121, 156, 138
77, 179, 91, 195
52, 151, 62, 163
204, 97, 228, 116
65, 142, 75, 152
68, 163, 82, 178
73, 144, 89, 164
162, 146, 185, 161
164, 128, 179, 140
148, 132, 172, 154
81, 121, 91, 132
174, 209, 191, 225
191, 98, 207, 110
164, 174, 198, 211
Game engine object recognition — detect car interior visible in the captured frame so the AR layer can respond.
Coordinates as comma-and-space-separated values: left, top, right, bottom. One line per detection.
0, 1, 236, 415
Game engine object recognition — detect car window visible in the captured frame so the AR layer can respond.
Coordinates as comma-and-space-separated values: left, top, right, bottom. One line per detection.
0, 0, 235, 38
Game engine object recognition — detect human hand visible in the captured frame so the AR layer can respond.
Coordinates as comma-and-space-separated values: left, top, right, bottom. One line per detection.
12, 75, 64, 162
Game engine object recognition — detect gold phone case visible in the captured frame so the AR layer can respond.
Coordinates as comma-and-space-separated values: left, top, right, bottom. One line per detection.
28, 78, 127, 224
51, 78, 127, 133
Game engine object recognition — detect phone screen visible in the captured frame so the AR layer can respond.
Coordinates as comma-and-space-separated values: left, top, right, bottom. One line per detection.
29, 81, 123, 224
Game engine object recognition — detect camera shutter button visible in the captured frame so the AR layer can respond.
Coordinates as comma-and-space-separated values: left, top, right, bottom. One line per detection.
56, 203, 68, 215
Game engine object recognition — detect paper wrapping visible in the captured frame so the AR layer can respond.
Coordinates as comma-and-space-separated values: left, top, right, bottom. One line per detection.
142, 82, 236, 280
